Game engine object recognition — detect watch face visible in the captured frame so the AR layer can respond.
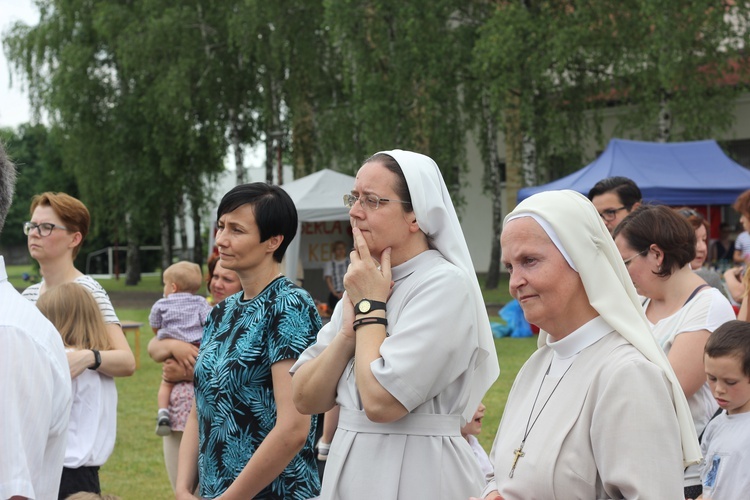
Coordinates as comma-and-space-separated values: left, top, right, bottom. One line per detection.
358, 300, 371, 313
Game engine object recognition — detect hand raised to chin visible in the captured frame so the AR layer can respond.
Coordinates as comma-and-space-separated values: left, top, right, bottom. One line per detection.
344, 227, 392, 305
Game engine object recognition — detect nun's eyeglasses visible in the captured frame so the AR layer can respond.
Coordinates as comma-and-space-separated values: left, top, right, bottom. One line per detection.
343, 193, 410, 211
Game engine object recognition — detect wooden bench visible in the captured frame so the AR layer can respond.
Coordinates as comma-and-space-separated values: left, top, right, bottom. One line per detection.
121, 321, 144, 369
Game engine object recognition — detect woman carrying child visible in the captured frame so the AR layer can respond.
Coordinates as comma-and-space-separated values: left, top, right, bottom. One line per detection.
37, 283, 117, 499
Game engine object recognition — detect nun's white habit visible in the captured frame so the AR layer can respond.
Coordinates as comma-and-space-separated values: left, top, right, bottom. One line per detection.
292, 150, 499, 499
482, 190, 699, 499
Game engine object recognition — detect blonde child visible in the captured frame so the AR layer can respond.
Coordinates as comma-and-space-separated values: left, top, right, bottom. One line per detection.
700, 320, 750, 499
149, 261, 212, 435
461, 402, 492, 477
37, 283, 116, 500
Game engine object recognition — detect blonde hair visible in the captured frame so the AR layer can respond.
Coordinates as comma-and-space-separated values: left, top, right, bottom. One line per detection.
65, 493, 121, 500
163, 261, 203, 294
37, 283, 112, 350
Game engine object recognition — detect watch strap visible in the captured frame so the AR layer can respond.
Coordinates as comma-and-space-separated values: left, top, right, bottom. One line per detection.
352, 316, 388, 331
89, 349, 102, 370
355, 299, 387, 315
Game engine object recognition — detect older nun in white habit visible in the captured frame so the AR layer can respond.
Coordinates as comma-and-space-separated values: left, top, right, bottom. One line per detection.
477, 190, 699, 499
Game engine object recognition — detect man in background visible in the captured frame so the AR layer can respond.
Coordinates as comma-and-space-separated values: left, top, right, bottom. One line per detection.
588, 176, 642, 235
0, 141, 71, 499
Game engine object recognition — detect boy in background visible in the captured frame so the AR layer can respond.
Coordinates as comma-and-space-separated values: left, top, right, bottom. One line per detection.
323, 240, 349, 313
700, 320, 750, 499
150, 261, 212, 436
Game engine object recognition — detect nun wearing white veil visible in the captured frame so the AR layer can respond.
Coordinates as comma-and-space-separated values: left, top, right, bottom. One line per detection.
291, 150, 500, 499
477, 190, 699, 499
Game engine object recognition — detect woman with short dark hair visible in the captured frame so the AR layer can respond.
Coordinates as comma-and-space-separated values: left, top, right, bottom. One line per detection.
175, 183, 321, 499
614, 204, 736, 498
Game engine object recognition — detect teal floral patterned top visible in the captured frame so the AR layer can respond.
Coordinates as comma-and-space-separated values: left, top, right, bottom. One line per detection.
194, 277, 321, 499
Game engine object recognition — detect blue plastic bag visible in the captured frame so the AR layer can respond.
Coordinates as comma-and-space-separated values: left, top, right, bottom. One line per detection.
499, 299, 532, 338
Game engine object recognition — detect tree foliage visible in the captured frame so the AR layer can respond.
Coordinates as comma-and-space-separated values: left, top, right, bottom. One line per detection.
0, 124, 76, 247
3, 0, 227, 281
4, 0, 750, 288
473, 0, 750, 287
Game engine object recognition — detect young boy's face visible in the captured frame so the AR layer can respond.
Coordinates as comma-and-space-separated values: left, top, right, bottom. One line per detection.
705, 354, 750, 415
333, 242, 347, 259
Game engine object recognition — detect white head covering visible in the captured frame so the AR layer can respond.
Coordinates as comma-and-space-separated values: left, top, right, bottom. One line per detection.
378, 149, 500, 424
504, 189, 701, 467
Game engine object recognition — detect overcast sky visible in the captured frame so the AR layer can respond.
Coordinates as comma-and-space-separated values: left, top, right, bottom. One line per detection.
0, 0, 38, 129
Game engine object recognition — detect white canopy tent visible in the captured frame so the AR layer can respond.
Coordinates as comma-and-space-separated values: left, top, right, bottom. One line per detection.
281, 169, 356, 281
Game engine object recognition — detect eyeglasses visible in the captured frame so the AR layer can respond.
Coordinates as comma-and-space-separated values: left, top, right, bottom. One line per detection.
23, 221, 69, 237
678, 208, 701, 219
343, 193, 410, 211
623, 249, 648, 267
598, 206, 627, 222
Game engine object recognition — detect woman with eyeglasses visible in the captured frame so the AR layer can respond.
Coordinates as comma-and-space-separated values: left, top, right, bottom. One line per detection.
613, 205, 735, 499
22, 192, 135, 379
291, 150, 499, 499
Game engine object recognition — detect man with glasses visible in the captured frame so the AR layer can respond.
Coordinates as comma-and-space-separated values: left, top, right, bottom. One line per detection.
588, 176, 642, 235
0, 142, 72, 499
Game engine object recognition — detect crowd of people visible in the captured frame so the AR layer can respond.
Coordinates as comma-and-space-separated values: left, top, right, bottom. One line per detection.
3, 138, 750, 500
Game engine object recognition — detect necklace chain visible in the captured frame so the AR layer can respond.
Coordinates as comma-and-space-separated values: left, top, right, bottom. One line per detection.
509, 359, 573, 478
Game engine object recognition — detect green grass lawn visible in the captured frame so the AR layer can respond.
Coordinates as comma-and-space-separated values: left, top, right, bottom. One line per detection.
5, 264, 198, 294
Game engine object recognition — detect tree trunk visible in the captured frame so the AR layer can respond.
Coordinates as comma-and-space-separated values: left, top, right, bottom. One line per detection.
658, 90, 671, 142
125, 214, 141, 286
265, 132, 275, 184
192, 201, 203, 266
504, 91, 523, 214
176, 196, 189, 260
229, 109, 246, 185
523, 136, 537, 187
265, 78, 281, 184
160, 205, 172, 279
483, 93, 503, 290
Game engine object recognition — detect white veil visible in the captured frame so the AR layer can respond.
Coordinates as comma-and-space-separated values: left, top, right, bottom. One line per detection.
380, 149, 500, 424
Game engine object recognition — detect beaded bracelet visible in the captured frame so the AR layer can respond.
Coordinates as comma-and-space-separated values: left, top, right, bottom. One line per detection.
352, 316, 388, 331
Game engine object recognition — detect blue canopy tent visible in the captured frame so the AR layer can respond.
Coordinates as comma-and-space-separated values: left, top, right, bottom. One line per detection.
517, 138, 750, 205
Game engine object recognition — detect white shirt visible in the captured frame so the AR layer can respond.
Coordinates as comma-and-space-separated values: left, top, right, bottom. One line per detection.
0, 256, 72, 500
323, 258, 348, 293
700, 411, 750, 500
467, 435, 493, 478
23, 275, 120, 324
64, 349, 117, 468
